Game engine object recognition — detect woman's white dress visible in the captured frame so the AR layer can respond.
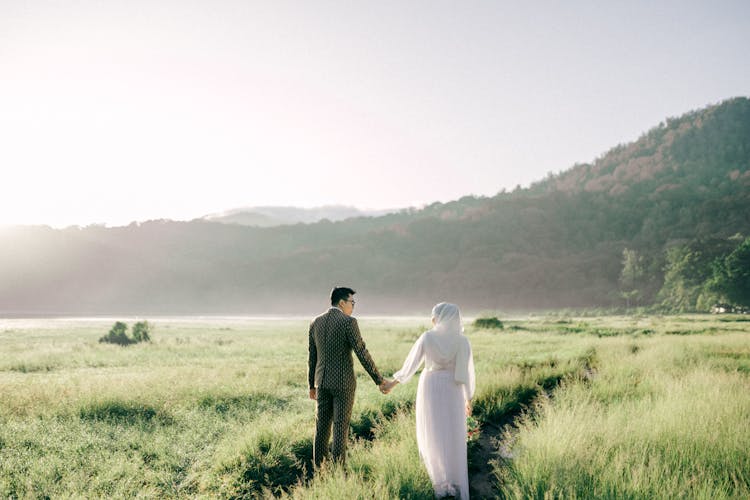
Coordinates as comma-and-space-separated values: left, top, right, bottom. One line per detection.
393, 331, 476, 499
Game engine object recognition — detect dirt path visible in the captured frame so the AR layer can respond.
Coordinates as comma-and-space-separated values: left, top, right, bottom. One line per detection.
468, 400, 529, 499
468, 420, 503, 498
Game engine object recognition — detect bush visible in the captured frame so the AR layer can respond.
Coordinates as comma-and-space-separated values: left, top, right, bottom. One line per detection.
99, 321, 153, 346
473, 317, 504, 329
99, 321, 132, 345
132, 321, 152, 342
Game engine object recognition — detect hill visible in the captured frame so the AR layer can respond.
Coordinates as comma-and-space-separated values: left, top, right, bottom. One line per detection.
1, 97, 748, 315
202, 205, 397, 227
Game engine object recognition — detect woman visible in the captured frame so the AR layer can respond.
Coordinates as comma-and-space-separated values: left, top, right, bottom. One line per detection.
381, 302, 475, 499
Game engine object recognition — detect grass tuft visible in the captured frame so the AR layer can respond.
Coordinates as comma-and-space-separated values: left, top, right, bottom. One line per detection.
79, 399, 171, 425
7, 363, 56, 373
474, 317, 504, 329
197, 392, 287, 417
349, 398, 413, 440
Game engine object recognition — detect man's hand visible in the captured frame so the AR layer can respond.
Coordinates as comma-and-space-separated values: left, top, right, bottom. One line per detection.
379, 379, 398, 395
309, 388, 316, 400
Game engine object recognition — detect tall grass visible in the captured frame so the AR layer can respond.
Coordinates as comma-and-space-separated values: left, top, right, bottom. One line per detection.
498, 333, 750, 499
284, 412, 434, 499
0, 316, 748, 498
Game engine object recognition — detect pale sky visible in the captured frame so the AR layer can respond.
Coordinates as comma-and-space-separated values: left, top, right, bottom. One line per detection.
1, 1, 748, 227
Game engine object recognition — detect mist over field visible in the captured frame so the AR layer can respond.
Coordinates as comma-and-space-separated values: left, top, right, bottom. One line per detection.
1, 98, 749, 316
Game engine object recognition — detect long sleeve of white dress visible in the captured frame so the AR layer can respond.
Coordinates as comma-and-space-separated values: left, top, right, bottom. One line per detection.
393, 334, 425, 384
460, 341, 476, 403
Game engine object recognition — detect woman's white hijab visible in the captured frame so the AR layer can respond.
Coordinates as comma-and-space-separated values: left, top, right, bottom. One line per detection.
430, 302, 472, 386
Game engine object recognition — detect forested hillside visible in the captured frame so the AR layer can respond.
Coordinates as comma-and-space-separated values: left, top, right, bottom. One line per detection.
1, 97, 748, 315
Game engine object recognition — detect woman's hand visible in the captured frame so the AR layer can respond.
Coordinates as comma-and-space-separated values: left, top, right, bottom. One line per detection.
465, 400, 472, 416
380, 379, 398, 394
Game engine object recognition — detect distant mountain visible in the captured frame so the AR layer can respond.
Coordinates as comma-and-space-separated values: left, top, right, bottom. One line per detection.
202, 205, 397, 227
1, 97, 748, 315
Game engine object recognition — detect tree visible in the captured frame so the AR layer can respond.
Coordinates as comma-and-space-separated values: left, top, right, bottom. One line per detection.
711, 237, 750, 307
658, 245, 717, 312
657, 237, 742, 312
619, 248, 644, 308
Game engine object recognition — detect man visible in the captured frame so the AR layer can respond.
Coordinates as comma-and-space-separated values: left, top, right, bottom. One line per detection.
308, 286, 388, 468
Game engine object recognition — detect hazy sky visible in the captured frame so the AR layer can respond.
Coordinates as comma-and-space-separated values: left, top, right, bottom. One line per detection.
1, 1, 748, 227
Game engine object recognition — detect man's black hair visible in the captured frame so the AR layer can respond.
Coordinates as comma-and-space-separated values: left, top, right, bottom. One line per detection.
331, 286, 356, 306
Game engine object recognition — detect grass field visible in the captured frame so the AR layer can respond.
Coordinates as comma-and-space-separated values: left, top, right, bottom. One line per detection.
1, 314, 748, 498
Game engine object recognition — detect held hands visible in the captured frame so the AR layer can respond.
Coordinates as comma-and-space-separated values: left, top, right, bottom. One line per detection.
379, 378, 399, 394
309, 388, 316, 400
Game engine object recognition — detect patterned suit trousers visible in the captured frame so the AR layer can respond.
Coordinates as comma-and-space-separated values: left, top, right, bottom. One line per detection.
314, 387, 355, 467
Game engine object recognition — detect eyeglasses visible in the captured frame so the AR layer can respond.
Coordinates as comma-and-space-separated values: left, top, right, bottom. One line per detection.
345, 299, 356, 305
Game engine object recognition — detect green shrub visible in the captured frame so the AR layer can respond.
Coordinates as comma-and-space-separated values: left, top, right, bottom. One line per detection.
131, 321, 151, 342
99, 321, 153, 346
99, 321, 132, 345
473, 316, 504, 329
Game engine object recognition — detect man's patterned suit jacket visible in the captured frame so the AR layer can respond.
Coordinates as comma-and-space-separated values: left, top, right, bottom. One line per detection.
308, 307, 383, 393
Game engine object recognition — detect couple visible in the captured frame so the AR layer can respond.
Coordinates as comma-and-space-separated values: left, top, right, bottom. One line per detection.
308, 287, 476, 499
